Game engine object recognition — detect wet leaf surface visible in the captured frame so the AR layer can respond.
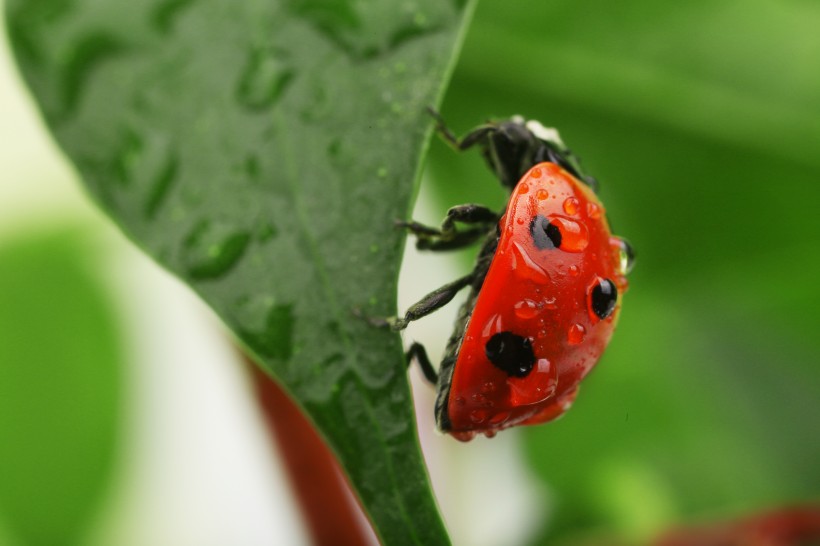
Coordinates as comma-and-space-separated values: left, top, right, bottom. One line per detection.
6, 0, 476, 543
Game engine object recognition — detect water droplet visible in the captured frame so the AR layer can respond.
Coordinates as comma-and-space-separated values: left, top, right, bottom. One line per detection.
56, 32, 125, 121
510, 242, 550, 284
377, 167, 388, 178
483, 430, 497, 439
183, 220, 251, 280
113, 130, 179, 219
239, 303, 295, 360
518, 182, 530, 194
508, 358, 556, 405
516, 216, 525, 225
236, 46, 294, 110
256, 221, 278, 242
569, 265, 579, 277
530, 167, 543, 178
567, 323, 586, 345
550, 217, 589, 252
369, 243, 380, 253
514, 299, 540, 319
470, 409, 488, 424
536, 188, 549, 200
545, 297, 558, 310
482, 314, 504, 339
587, 202, 603, 219
563, 197, 580, 215
481, 382, 496, 394
489, 411, 510, 425
455, 396, 466, 407
150, 0, 195, 34
368, 295, 378, 306
611, 237, 636, 275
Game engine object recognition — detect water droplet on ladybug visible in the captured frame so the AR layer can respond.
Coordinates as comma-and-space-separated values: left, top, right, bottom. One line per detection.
489, 411, 510, 425
550, 217, 589, 252
518, 182, 529, 194
470, 409, 488, 424
483, 430, 497, 439
611, 237, 636, 275
567, 323, 586, 345
587, 202, 602, 219
455, 396, 466, 407
531, 167, 543, 178
513, 299, 539, 319
563, 197, 580, 215
507, 358, 556, 405
569, 265, 579, 276
511, 242, 550, 284
536, 188, 549, 200
481, 382, 496, 394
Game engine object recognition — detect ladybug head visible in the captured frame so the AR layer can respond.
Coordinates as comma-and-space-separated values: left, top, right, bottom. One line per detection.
482, 117, 599, 193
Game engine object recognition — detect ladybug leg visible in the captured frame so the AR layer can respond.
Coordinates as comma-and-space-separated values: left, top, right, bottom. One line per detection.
388, 274, 473, 331
397, 204, 497, 251
406, 342, 438, 384
440, 204, 498, 233
427, 107, 496, 152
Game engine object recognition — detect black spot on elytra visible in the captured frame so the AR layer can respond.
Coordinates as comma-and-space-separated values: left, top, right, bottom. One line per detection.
530, 214, 561, 250
591, 278, 618, 319
485, 332, 536, 377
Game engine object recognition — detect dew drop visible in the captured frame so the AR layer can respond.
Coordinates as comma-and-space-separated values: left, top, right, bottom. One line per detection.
569, 265, 579, 277
182, 220, 252, 280
563, 197, 580, 215
455, 396, 466, 407
377, 167, 388, 178
481, 382, 497, 394
550, 217, 589, 252
611, 237, 636, 275
236, 46, 295, 110
567, 323, 586, 345
514, 299, 540, 319
508, 358, 556, 405
518, 182, 530, 194
510, 242, 550, 284
530, 167, 543, 178
587, 202, 603, 219
489, 411, 510, 425
483, 430, 497, 439
536, 188, 549, 200
470, 409, 488, 424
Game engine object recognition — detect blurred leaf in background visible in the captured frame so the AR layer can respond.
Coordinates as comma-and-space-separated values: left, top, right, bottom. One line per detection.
426, 0, 820, 544
0, 228, 123, 546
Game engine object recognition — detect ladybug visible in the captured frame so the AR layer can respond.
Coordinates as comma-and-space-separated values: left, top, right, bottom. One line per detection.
388, 113, 634, 441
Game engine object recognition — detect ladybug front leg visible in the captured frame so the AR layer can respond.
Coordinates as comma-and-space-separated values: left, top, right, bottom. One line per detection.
406, 342, 438, 384
427, 107, 496, 152
388, 274, 473, 331
398, 204, 498, 251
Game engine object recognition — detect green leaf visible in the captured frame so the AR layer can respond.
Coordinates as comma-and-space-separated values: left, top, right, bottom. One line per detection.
0, 228, 122, 546
5, 0, 476, 543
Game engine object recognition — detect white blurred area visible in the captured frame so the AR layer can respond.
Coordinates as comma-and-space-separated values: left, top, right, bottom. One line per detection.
0, 12, 544, 545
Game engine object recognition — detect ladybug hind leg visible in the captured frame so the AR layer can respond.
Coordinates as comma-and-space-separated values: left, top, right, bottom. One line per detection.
427, 107, 496, 152
406, 342, 438, 384
388, 273, 473, 331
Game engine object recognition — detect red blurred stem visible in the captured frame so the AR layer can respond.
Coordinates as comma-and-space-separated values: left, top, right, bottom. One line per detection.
247, 359, 373, 546
654, 505, 820, 546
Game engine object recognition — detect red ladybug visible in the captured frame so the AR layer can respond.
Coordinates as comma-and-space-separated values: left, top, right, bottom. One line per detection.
390, 114, 633, 441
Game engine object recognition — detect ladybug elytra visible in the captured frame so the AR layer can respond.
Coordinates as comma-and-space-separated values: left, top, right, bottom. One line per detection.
389, 114, 633, 441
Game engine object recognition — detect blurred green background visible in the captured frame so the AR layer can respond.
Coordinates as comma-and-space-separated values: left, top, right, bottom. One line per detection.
425, 0, 820, 544
2, 0, 819, 545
